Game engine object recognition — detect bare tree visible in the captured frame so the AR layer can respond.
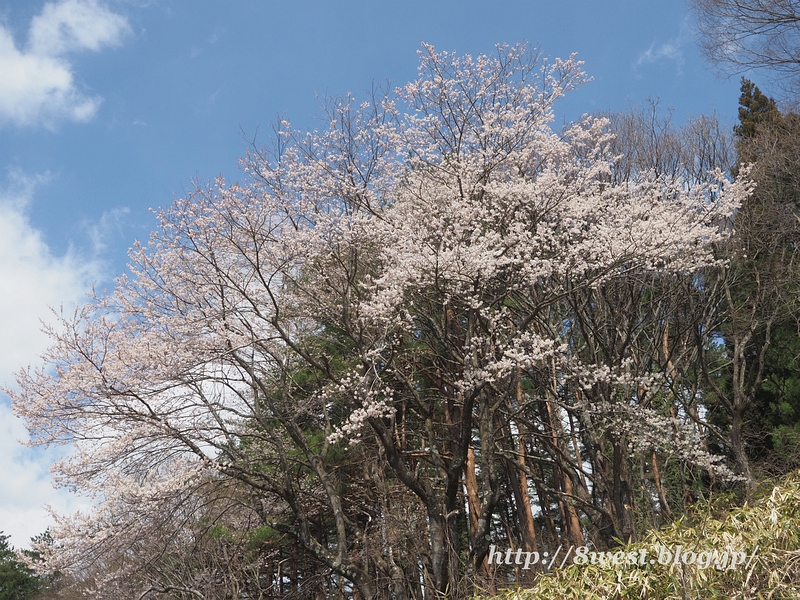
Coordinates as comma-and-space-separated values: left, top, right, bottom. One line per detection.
691, 0, 800, 89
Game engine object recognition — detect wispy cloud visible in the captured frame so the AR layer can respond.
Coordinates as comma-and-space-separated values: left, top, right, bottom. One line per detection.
82, 206, 130, 253
635, 20, 690, 75
0, 0, 130, 128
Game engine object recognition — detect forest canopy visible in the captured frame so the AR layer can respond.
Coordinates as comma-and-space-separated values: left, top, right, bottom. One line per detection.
10, 43, 795, 600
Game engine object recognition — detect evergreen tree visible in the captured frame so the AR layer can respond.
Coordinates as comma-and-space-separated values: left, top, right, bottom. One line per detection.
0, 533, 40, 600
720, 79, 800, 476
734, 78, 778, 140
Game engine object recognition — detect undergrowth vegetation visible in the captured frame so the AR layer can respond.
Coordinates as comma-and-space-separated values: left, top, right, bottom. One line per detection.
480, 472, 800, 599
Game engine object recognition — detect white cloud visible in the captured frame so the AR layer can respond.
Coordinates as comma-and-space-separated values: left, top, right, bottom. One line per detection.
0, 173, 99, 378
28, 0, 129, 57
0, 0, 129, 128
0, 402, 89, 549
0, 172, 98, 547
635, 21, 690, 75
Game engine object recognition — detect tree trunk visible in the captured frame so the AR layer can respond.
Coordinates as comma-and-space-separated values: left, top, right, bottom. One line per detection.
612, 439, 636, 543
730, 406, 755, 489
651, 450, 672, 521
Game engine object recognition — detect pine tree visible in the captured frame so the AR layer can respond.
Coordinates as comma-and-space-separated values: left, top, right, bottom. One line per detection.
0, 533, 40, 600
734, 78, 778, 139
716, 79, 800, 477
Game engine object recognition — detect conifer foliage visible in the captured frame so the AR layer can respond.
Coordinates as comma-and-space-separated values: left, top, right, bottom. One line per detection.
0, 533, 41, 600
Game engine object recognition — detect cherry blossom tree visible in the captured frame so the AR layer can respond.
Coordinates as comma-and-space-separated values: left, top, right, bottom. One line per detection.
10, 43, 753, 598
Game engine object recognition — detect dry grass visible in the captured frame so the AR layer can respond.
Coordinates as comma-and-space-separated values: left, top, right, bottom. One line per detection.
478, 472, 800, 599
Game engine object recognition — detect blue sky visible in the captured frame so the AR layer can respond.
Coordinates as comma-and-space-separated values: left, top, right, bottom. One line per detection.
0, 0, 749, 547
